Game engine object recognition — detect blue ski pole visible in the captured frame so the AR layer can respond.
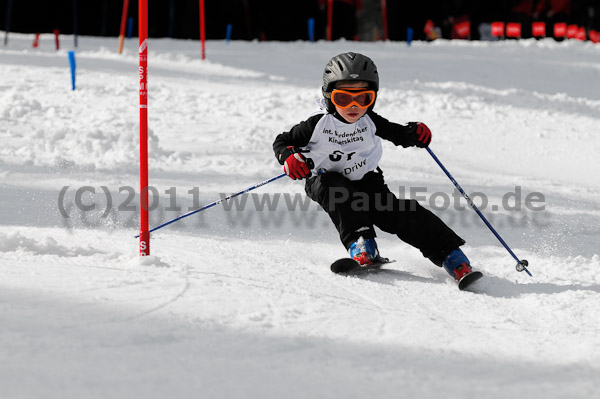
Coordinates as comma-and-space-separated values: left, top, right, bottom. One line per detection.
426, 147, 531, 276
134, 173, 286, 238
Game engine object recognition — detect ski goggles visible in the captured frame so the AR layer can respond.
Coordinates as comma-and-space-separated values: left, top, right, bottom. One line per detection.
330, 88, 376, 109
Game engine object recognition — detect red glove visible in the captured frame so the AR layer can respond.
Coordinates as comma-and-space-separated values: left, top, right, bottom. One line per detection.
280, 147, 312, 180
407, 122, 432, 148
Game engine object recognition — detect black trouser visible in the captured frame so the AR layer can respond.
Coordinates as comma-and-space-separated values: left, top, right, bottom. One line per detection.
305, 170, 465, 266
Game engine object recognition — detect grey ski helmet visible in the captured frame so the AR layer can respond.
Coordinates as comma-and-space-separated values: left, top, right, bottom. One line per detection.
322, 52, 379, 112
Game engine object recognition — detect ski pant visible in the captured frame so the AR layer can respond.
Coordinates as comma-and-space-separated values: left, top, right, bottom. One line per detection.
305, 169, 465, 266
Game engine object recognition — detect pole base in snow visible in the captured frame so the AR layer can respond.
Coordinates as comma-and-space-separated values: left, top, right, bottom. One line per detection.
139, 230, 150, 256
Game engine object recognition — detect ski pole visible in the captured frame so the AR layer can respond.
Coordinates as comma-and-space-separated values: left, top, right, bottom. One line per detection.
426, 147, 531, 276
134, 173, 286, 238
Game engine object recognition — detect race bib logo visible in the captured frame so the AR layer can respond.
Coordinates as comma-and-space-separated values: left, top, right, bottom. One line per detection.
329, 150, 356, 162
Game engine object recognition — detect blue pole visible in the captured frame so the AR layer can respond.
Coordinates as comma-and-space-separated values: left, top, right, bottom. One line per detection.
168, 0, 175, 38
134, 173, 287, 237
308, 18, 315, 42
226, 24, 233, 43
426, 147, 531, 276
407, 27, 414, 46
127, 17, 134, 39
4, 0, 13, 46
72, 0, 78, 47
68, 51, 76, 90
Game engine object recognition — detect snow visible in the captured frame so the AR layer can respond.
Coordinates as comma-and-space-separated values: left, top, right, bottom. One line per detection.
1, 33, 600, 398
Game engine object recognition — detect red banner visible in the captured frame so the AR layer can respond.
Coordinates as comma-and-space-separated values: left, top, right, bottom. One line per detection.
491, 22, 504, 37
532, 22, 546, 37
505, 23, 522, 38
567, 24, 578, 39
553, 22, 567, 38
452, 20, 470, 39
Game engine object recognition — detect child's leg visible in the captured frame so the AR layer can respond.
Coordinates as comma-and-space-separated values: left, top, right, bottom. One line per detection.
375, 199, 465, 266
305, 172, 375, 249
358, 171, 465, 266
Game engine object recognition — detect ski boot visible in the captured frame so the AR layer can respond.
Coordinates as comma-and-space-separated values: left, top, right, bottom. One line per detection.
443, 248, 483, 290
349, 236, 380, 266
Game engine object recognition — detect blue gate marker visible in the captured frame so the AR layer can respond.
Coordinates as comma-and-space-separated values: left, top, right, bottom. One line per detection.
68, 51, 76, 90
127, 17, 134, 39
226, 24, 233, 43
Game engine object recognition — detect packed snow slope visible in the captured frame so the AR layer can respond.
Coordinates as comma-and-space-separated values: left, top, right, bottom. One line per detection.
1, 33, 599, 398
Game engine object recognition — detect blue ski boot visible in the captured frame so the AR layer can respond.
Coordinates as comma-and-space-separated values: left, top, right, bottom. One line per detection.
349, 236, 380, 266
443, 248, 482, 289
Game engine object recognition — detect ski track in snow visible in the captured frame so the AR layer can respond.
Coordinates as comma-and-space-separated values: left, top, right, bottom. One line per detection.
1, 34, 599, 398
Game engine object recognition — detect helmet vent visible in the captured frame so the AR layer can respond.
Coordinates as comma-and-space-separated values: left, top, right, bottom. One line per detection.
337, 61, 344, 71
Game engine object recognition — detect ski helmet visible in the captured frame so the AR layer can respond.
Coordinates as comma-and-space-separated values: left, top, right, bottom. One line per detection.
321, 52, 379, 112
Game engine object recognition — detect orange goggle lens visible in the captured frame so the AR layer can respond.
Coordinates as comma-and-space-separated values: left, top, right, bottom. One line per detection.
331, 89, 376, 109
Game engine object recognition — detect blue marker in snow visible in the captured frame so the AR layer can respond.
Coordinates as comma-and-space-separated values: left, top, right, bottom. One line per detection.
226, 24, 233, 43
308, 18, 315, 42
68, 51, 76, 90
127, 17, 134, 39
407, 27, 414, 46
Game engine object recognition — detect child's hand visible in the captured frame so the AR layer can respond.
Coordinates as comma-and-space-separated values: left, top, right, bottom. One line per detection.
407, 122, 432, 148
281, 147, 313, 180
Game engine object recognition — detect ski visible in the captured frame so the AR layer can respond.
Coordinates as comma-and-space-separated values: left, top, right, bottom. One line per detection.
330, 257, 395, 274
457, 270, 483, 290
331, 257, 484, 290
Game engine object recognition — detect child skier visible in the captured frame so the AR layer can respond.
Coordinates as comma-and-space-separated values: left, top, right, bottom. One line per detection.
272, 52, 479, 285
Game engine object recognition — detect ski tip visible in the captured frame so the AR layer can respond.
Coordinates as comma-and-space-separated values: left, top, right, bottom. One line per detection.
331, 258, 360, 273
330, 257, 394, 274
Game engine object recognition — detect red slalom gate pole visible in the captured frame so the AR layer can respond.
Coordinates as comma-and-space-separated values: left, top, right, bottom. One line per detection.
54, 29, 60, 50
199, 0, 205, 59
118, 0, 130, 54
381, 0, 389, 40
139, 0, 150, 256
327, 0, 333, 41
